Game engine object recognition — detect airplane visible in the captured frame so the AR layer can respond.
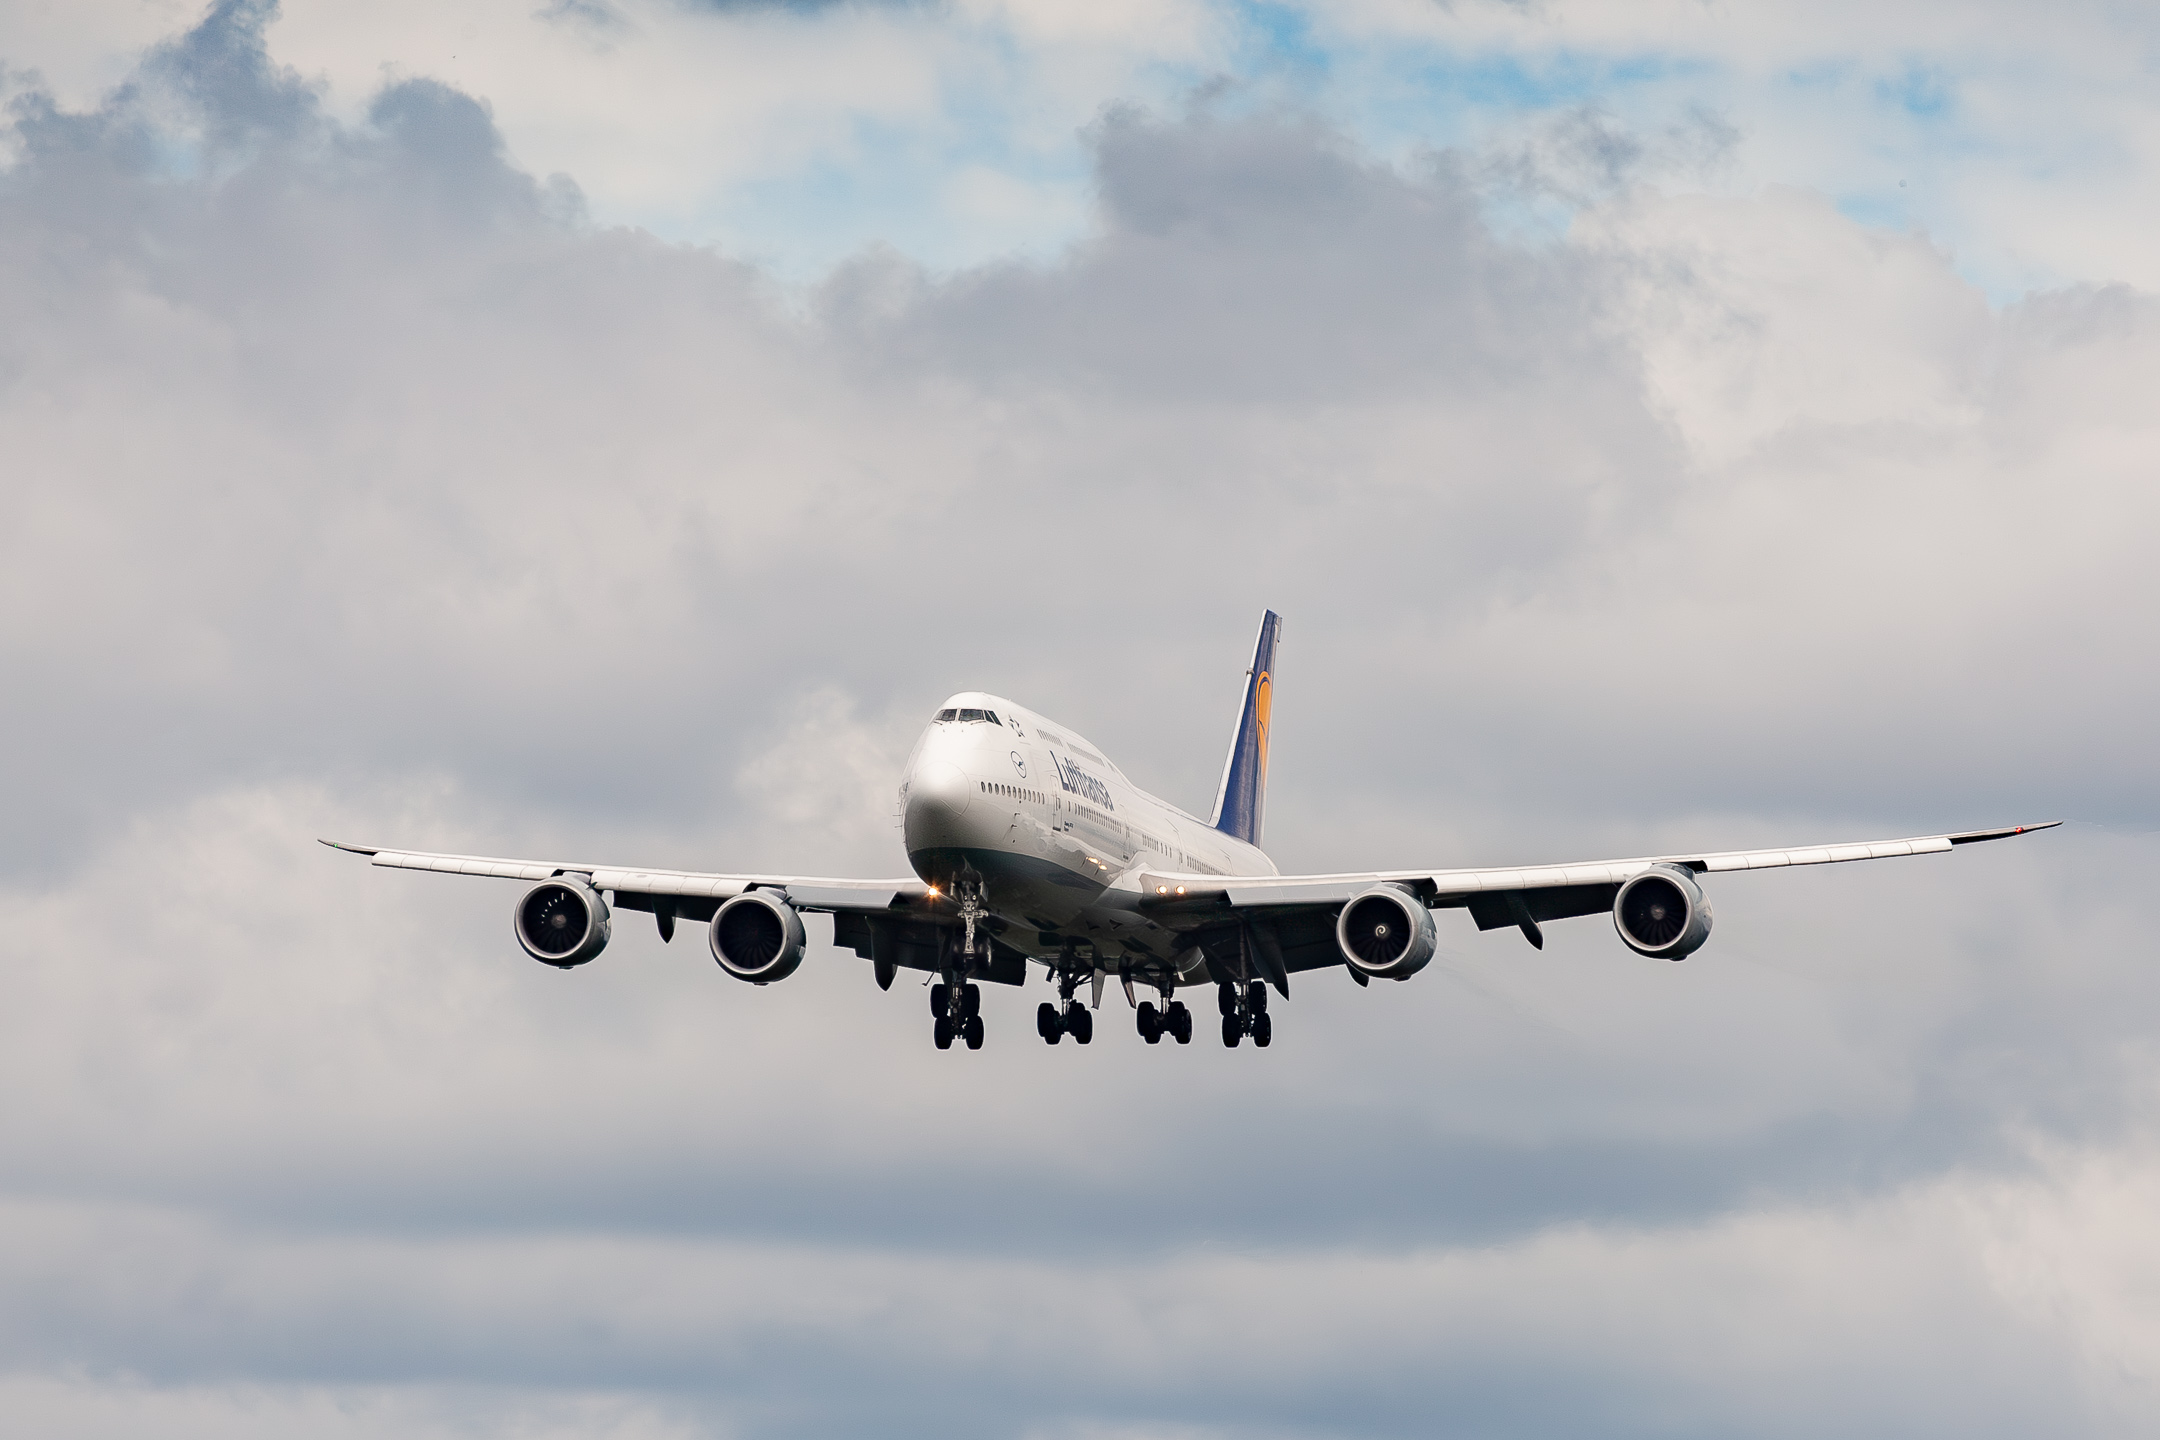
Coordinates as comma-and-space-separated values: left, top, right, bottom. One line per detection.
324, 610, 2057, 1050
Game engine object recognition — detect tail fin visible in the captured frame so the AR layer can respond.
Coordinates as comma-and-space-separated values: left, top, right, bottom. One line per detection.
1209, 610, 1283, 847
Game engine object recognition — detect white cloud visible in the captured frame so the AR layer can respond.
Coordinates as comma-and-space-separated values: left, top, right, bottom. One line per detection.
1, 4, 2157, 1435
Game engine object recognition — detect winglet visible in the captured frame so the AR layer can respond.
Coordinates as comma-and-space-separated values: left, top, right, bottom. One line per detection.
1947, 822, 2063, 845
318, 839, 382, 856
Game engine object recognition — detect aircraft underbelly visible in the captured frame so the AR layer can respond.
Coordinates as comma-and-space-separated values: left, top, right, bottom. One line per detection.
906, 844, 1184, 961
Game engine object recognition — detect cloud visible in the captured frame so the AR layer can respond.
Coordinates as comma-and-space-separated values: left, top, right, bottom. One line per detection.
1, 3, 2157, 1436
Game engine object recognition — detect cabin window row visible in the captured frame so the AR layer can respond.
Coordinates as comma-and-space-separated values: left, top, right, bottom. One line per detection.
979, 781, 1045, 805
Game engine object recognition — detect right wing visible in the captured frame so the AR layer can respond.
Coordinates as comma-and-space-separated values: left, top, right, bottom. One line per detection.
1132, 822, 2060, 982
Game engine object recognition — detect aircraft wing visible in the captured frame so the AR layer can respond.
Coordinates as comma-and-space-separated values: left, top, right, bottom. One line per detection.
1132, 822, 2060, 986
318, 839, 929, 916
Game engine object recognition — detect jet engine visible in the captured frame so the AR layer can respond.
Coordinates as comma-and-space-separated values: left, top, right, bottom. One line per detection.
1613, 864, 1714, 959
1336, 883, 1438, 980
710, 890, 807, 984
515, 876, 611, 968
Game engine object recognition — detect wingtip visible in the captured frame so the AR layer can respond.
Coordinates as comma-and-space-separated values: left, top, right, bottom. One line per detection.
1948, 821, 2064, 845
318, 838, 381, 856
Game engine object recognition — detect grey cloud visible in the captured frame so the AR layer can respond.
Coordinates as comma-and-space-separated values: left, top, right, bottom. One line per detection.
1, 2, 2157, 1435
835, 104, 1635, 407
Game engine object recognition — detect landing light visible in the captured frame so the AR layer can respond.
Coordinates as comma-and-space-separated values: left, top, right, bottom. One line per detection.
927, 885, 940, 897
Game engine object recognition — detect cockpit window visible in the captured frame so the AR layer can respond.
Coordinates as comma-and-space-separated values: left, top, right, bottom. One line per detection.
935, 708, 957, 721
983, 711, 1000, 725
958, 708, 986, 722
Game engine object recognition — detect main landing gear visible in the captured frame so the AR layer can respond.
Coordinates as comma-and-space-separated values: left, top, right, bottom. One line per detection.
931, 980, 984, 1050
1037, 999, 1093, 1044
1137, 994, 1193, 1045
1037, 968, 1094, 1045
1218, 980, 1271, 1048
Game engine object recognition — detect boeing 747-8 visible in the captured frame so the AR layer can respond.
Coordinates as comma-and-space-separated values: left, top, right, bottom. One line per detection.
325, 612, 2055, 1049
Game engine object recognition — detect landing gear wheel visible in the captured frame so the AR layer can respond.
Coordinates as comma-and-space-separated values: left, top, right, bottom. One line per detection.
930, 983, 948, 1020
1222, 1014, 1242, 1048
1138, 1002, 1162, 1044
964, 1014, 985, 1050
1218, 983, 1237, 1017
960, 983, 981, 1019
934, 1015, 954, 1049
1038, 1002, 1060, 1042
1252, 1012, 1272, 1047
1249, 984, 1268, 1013
1169, 1001, 1192, 1044
1070, 1006, 1094, 1045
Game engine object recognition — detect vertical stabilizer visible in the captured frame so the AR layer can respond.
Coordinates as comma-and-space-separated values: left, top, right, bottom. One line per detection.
1209, 610, 1283, 847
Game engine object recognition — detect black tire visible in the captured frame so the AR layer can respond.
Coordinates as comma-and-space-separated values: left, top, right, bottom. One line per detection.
1138, 1002, 1161, 1044
964, 1014, 985, 1050
934, 1015, 954, 1049
1222, 1014, 1241, 1047
961, 984, 981, 1019
1170, 1002, 1192, 1044
1250, 985, 1268, 1014
1217, 983, 1237, 1017
930, 983, 948, 1020
1037, 1002, 1059, 1039
1072, 1007, 1094, 1044
1253, 1012, 1272, 1047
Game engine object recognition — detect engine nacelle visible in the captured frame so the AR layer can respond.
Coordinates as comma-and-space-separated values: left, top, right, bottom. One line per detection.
1336, 883, 1438, 980
710, 890, 807, 984
1613, 864, 1713, 960
515, 876, 611, 968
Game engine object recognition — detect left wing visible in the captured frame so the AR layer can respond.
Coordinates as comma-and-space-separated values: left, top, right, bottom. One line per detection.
320, 839, 927, 913
1132, 822, 2060, 987
318, 840, 1026, 984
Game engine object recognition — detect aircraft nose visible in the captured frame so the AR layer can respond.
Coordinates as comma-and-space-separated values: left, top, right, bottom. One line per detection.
905, 760, 973, 849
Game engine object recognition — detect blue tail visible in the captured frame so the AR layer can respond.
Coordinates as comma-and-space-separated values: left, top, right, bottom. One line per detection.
1209, 610, 1283, 847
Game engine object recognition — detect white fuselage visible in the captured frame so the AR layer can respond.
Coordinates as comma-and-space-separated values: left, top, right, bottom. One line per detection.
900, 691, 1275, 978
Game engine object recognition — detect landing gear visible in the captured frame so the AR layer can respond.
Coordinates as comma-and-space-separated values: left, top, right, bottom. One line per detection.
1217, 980, 1272, 1048
1040, 968, 1095, 1045
931, 979, 982, 1050
1137, 999, 1192, 1045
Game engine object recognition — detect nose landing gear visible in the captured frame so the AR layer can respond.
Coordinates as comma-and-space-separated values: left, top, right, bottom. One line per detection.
929, 878, 992, 1051
1217, 980, 1271, 1048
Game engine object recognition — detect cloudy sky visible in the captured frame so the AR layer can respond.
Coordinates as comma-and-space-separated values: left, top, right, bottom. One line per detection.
2, 0, 2158, 1435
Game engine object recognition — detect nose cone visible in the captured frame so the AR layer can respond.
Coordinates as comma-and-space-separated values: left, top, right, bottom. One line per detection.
905, 760, 974, 851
